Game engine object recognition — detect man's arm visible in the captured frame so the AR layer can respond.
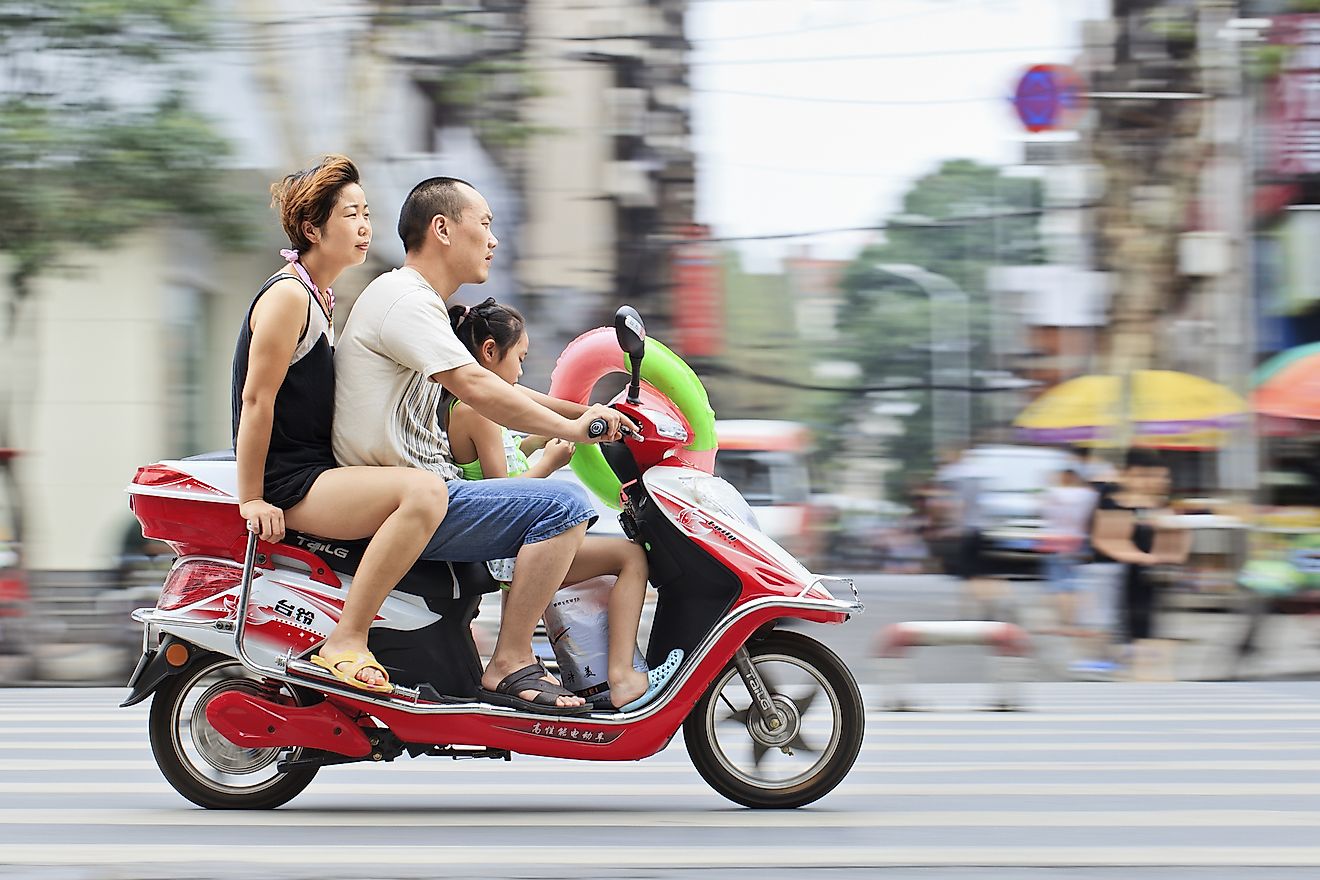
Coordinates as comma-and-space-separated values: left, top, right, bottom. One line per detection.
433, 363, 622, 442
518, 385, 589, 419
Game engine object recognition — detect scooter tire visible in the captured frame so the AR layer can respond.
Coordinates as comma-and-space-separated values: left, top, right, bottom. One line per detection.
683, 630, 863, 809
148, 653, 320, 810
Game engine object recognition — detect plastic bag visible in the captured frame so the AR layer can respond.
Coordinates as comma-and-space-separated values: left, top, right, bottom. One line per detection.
541, 575, 645, 704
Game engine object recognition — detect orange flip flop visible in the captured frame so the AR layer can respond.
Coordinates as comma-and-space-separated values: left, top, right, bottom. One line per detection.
310, 649, 394, 694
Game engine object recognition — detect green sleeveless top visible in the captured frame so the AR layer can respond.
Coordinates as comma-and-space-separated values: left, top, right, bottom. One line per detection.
448, 398, 530, 480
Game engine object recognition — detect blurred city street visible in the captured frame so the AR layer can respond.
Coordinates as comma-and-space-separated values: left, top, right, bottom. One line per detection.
5, 680, 1320, 877
8, 0, 1320, 876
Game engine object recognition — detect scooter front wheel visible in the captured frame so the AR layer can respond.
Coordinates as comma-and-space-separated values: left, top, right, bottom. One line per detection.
149, 653, 320, 809
684, 630, 863, 809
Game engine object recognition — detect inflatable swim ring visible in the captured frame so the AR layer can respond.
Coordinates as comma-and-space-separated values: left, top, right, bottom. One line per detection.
549, 328, 716, 509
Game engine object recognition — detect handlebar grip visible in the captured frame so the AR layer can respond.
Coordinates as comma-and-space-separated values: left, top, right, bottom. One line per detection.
587, 417, 608, 439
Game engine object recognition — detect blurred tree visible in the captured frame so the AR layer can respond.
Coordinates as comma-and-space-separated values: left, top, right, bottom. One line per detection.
0, 0, 245, 550
834, 160, 1044, 499
0, 0, 246, 307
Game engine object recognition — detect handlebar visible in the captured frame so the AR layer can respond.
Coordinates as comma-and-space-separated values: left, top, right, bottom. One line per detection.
587, 417, 635, 440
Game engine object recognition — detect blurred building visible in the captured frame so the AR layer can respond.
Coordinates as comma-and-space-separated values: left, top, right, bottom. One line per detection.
0, 0, 694, 575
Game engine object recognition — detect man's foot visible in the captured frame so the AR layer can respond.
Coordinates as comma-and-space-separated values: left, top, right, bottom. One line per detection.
482, 657, 585, 710
480, 662, 591, 716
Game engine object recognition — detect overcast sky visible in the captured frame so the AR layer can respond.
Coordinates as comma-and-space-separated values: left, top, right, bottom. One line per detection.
687, 0, 1110, 270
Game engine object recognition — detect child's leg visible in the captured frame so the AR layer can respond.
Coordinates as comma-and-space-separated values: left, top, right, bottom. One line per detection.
563, 537, 649, 706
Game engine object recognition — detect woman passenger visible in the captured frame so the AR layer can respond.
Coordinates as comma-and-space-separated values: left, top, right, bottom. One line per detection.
233, 154, 449, 693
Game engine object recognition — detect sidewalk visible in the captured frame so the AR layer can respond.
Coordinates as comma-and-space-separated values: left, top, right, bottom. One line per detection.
853, 573, 1320, 685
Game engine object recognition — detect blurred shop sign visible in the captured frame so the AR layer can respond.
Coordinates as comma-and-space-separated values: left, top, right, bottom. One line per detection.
671, 224, 723, 358
1021, 138, 1082, 165
1270, 15, 1320, 177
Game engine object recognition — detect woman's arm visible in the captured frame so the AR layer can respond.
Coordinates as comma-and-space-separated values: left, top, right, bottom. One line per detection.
1091, 508, 1159, 566
235, 280, 307, 541
1153, 521, 1193, 565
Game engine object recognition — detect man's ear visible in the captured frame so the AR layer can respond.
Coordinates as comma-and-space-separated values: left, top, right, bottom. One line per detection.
432, 214, 451, 246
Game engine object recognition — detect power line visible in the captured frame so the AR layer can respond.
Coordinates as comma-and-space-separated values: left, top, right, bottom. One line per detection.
672, 207, 1056, 245
700, 362, 1030, 394
687, 3, 965, 43
687, 44, 1080, 67
691, 88, 1000, 106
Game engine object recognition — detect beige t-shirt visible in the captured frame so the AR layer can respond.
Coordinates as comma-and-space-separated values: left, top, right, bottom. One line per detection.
332, 267, 475, 479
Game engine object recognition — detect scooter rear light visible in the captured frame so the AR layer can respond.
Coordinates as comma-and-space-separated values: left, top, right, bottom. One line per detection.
158, 560, 242, 611
133, 464, 226, 496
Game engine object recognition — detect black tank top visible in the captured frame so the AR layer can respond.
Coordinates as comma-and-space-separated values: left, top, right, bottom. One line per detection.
231, 273, 337, 510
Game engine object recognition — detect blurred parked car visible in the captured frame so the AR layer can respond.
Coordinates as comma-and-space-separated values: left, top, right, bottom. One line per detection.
946, 445, 1074, 575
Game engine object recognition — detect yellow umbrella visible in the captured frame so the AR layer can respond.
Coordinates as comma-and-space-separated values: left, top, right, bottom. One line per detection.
1014, 370, 1247, 448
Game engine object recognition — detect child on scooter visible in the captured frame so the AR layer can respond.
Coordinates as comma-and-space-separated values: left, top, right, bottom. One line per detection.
443, 297, 681, 711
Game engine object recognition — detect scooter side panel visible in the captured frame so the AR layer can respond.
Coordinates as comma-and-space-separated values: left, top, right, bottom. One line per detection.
323, 604, 795, 762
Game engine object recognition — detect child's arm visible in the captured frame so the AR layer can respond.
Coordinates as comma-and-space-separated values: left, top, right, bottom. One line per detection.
520, 435, 550, 456
522, 438, 575, 479
468, 412, 511, 479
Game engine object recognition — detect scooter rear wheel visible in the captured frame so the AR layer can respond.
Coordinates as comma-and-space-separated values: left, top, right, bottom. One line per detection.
683, 630, 863, 809
149, 653, 320, 809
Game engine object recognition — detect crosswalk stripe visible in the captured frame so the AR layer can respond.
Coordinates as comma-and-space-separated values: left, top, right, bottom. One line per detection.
1, 739, 1315, 754
5, 724, 1318, 738
2, 758, 1319, 773
1, 807, 1319, 828
4, 843, 1320, 867
3, 780, 1320, 795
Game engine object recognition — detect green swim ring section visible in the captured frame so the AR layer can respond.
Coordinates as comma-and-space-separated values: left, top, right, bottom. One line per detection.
570, 337, 715, 510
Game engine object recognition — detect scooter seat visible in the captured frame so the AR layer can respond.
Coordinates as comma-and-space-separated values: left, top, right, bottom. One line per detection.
173, 451, 499, 599
279, 531, 499, 600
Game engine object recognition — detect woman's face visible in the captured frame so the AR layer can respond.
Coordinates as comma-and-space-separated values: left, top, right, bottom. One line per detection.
1124, 465, 1169, 500
483, 330, 528, 386
311, 182, 371, 265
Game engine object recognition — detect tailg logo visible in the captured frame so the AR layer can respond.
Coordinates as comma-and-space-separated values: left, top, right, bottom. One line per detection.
293, 535, 349, 559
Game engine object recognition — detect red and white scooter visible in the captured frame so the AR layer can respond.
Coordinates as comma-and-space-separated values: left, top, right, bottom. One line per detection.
121, 307, 864, 810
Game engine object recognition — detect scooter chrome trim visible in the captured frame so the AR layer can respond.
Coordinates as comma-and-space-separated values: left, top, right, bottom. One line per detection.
150, 533, 863, 725
803, 575, 863, 609
147, 584, 861, 724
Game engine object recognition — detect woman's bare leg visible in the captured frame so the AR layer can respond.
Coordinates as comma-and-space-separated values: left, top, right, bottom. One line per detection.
562, 537, 649, 707
285, 467, 449, 686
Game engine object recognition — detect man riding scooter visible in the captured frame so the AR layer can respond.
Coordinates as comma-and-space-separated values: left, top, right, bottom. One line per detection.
332, 176, 629, 714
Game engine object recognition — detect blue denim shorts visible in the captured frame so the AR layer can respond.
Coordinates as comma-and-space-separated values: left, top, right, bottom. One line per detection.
418, 478, 597, 563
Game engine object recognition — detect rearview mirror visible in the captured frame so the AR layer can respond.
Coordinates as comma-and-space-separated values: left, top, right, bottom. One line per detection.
614, 305, 646, 358
614, 306, 645, 404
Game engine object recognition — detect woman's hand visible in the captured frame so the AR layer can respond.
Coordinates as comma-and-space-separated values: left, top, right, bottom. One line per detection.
239, 499, 285, 543
541, 438, 576, 471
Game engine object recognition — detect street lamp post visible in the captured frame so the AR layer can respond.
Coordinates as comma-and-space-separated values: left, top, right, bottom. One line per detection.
872, 262, 972, 456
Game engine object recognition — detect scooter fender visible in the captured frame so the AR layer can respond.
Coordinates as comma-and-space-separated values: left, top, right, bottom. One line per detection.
120, 634, 212, 708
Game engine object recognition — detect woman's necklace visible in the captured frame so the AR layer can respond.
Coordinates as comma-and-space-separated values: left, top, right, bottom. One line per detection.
279, 248, 334, 337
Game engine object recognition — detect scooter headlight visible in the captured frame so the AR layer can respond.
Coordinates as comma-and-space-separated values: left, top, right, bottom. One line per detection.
685, 474, 760, 532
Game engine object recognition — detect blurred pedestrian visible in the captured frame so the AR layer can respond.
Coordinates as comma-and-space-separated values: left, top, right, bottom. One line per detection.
948, 455, 1011, 621
1087, 447, 1191, 679
1040, 465, 1098, 640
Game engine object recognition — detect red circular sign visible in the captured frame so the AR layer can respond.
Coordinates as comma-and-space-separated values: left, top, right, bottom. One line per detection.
1012, 64, 1084, 133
